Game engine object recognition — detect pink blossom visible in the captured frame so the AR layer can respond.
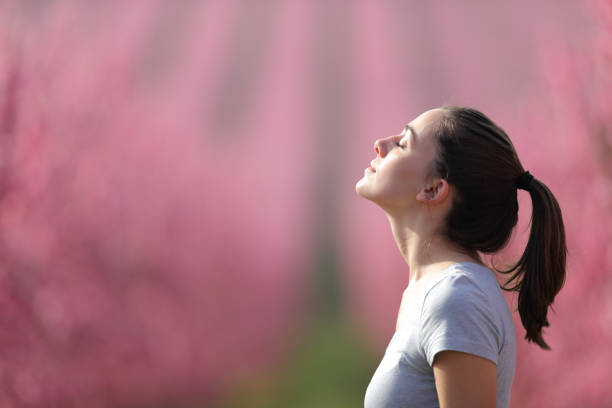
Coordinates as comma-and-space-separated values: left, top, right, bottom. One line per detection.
0, 2, 314, 407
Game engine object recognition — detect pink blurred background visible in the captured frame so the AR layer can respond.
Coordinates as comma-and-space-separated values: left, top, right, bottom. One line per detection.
0, 1, 610, 407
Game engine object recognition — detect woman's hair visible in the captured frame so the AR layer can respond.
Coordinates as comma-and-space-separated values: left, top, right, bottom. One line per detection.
429, 106, 567, 350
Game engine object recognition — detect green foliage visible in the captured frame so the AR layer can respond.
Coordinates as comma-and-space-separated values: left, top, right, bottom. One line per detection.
213, 317, 379, 408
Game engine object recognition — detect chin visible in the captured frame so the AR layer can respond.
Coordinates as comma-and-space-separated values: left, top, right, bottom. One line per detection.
355, 183, 377, 204
355, 178, 369, 198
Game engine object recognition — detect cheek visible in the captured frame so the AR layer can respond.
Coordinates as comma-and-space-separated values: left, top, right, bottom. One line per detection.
373, 163, 417, 197
378, 158, 421, 186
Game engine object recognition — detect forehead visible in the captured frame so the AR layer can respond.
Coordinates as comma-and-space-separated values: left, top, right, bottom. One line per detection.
405, 109, 443, 146
410, 108, 443, 132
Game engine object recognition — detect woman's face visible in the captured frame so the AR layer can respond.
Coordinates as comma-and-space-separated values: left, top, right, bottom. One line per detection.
355, 108, 443, 210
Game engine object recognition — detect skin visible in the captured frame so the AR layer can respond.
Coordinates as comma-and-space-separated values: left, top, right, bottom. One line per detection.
355, 108, 496, 408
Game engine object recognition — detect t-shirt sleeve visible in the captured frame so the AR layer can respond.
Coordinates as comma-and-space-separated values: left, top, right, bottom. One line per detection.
419, 273, 501, 367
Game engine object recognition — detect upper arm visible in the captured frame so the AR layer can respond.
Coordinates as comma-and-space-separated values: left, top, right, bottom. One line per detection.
432, 350, 497, 408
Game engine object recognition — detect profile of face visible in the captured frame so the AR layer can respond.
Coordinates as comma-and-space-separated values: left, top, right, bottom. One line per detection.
355, 108, 449, 212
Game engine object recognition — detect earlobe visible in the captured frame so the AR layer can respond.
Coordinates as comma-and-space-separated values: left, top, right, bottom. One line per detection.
416, 179, 449, 205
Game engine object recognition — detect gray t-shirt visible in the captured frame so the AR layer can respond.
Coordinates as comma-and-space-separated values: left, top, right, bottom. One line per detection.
364, 262, 516, 408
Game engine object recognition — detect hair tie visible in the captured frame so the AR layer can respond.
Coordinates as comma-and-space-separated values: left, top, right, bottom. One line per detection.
516, 171, 534, 190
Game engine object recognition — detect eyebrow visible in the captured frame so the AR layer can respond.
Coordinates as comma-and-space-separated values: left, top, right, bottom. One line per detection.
404, 124, 417, 144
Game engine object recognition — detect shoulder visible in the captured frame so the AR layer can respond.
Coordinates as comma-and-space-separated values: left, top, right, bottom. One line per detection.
422, 265, 493, 315
418, 264, 503, 366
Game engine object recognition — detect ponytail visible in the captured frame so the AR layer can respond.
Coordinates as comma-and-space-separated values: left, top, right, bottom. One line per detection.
497, 176, 567, 350
433, 106, 568, 350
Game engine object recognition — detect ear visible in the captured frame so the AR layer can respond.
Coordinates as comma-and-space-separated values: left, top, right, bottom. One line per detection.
416, 178, 450, 205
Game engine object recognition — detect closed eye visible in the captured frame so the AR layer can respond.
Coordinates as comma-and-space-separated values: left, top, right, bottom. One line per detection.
394, 125, 412, 149
395, 136, 408, 149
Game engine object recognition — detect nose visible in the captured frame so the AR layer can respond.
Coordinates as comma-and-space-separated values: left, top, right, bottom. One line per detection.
374, 136, 391, 157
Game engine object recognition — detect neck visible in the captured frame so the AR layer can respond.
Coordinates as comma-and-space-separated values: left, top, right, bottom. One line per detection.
384, 210, 482, 285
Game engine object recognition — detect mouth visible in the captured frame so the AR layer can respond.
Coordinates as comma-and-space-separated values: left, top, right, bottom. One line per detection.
368, 160, 377, 172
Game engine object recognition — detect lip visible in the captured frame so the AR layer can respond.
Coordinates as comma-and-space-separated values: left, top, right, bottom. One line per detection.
369, 160, 377, 172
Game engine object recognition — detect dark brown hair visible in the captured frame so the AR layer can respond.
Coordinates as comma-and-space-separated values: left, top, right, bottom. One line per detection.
430, 106, 567, 350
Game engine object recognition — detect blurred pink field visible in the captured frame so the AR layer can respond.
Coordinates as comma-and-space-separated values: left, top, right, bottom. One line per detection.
0, 2, 315, 406
0, 1, 611, 407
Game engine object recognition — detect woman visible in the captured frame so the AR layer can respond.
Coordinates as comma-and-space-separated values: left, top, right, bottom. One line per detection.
356, 106, 566, 408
